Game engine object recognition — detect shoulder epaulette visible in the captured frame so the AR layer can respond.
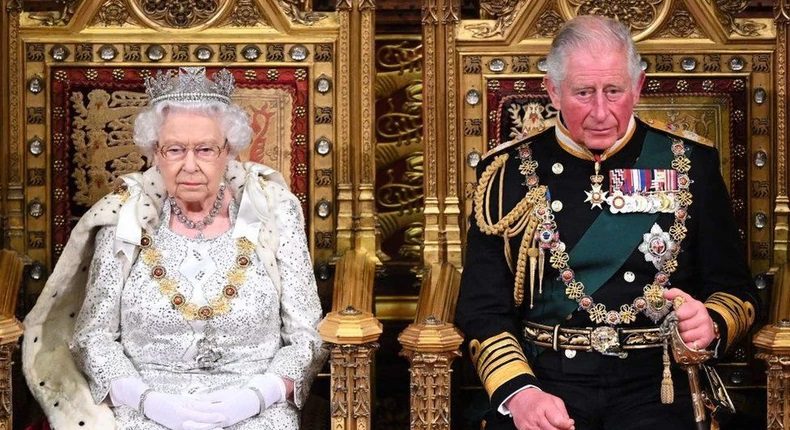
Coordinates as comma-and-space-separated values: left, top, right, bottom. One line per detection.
641, 118, 714, 147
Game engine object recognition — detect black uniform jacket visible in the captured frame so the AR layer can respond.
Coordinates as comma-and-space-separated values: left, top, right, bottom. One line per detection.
455, 119, 759, 409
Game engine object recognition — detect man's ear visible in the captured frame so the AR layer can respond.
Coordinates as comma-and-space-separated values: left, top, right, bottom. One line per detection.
545, 76, 561, 111
632, 71, 646, 105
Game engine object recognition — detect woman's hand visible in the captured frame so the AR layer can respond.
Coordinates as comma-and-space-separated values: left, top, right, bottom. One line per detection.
196, 373, 286, 427
109, 377, 225, 430
142, 392, 226, 430
507, 388, 575, 430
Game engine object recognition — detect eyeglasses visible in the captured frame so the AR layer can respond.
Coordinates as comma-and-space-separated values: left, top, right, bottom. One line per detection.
158, 142, 227, 162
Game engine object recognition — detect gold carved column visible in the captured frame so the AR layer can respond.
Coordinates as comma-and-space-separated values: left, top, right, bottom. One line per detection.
335, 0, 377, 256
775, 0, 790, 266
754, 3, 790, 430
318, 249, 382, 430
421, 0, 462, 267
399, 262, 463, 430
0, 251, 26, 430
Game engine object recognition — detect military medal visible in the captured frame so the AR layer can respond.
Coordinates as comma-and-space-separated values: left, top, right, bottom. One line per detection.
584, 159, 608, 209
508, 135, 693, 326
608, 168, 680, 214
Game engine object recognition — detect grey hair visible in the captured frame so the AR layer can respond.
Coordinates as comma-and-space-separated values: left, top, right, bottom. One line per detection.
133, 100, 252, 158
545, 15, 642, 90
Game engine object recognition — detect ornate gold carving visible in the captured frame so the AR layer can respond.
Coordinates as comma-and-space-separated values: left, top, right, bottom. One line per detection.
377, 42, 422, 73
778, 0, 790, 24
401, 351, 458, 429
377, 154, 423, 211
315, 169, 333, 186
5, 0, 22, 13
28, 231, 45, 249
93, 0, 133, 26
266, 44, 284, 61
70, 89, 148, 206
327, 344, 379, 430
714, 0, 767, 37
8, 6, 21, 185
565, 0, 665, 33
224, 0, 266, 26
754, 322, 790, 429
218, 44, 235, 61
315, 44, 333, 62
26, 44, 44, 61
316, 232, 334, 249
464, 0, 521, 38
172, 44, 189, 61
75, 44, 92, 61
315, 106, 333, 124
278, 0, 326, 25
124, 44, 142, 61
535, 7, 564, 38
132, 0, 220, 28
753, 118, 770, 135
656, 4, 703, 39
26, 108, 44, 124
464, 119, 482, 136
0, 344, 15, 422
27, 0, 80, 26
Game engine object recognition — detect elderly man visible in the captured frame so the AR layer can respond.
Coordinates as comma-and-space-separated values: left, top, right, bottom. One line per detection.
456, 15, 758, 430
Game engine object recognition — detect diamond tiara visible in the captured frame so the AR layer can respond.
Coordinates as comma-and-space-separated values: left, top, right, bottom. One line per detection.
144, 67, 235, 105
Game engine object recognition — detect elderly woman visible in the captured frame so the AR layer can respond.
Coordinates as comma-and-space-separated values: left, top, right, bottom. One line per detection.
23, 67, 325, 430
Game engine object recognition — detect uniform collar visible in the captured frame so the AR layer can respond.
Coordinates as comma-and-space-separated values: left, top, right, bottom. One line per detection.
554, 115, 636, 162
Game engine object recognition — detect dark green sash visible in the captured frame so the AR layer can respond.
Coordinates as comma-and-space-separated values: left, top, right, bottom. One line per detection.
532, 130, 686, 324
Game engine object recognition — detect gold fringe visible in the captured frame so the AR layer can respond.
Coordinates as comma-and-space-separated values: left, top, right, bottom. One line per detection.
661, 338, 674, 404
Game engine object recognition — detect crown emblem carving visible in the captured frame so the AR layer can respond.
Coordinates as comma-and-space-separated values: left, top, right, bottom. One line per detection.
144, 67, 235, 105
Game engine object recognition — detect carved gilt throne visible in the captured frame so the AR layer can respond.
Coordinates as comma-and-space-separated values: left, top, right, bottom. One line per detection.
1, 0, 387, 428
399, 1, 790, 429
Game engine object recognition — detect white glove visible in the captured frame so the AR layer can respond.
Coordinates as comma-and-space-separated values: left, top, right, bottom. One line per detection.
197, 373, 286, 427
109, 376, 226, 430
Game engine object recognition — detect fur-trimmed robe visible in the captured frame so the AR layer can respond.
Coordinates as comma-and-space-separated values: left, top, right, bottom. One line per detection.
22, 160, 325, 430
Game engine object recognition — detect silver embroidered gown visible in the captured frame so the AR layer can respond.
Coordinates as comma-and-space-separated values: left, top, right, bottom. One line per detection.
71, 199, 325, 429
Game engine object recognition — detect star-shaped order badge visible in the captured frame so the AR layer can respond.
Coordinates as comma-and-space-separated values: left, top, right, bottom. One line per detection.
584, 184, 608, 209
638, 223, 676, 270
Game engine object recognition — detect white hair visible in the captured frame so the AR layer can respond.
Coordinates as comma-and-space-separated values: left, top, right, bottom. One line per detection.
545, 15, 642, 90
133, 100, 253, 158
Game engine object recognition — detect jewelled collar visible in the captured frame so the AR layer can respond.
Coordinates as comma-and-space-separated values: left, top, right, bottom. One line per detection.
518, 134, 693, 326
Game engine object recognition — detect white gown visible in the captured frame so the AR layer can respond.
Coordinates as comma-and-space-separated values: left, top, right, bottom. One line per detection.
71, 199, 325, 429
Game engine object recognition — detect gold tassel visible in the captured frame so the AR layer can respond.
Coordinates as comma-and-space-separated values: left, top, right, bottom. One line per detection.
661, 337, 674, 404
538, 248, 545, 295
528, 247, 539, 309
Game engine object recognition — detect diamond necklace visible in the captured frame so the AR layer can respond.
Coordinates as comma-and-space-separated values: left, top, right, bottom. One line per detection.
169, 183, 226, 233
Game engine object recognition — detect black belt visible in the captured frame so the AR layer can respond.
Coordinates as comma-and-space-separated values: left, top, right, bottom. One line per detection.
523, 321, 664, 358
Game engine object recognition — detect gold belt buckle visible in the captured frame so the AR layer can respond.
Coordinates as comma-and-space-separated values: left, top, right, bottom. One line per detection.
590, 326, 628, 358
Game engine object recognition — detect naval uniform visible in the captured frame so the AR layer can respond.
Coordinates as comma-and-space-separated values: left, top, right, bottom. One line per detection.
455, 117, 758, 430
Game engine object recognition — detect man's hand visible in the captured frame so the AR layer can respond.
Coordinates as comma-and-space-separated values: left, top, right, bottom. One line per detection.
664, 288, 716, 350
506, 388, 575, 430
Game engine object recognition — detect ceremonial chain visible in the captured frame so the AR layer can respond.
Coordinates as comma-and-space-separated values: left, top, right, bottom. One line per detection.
516, 138, 693, 326
139, 232, 256, 320
169, 183, 226, 232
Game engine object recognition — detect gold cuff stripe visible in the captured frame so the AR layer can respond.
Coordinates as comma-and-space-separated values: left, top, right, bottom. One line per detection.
480, 346, 528, 380
471, 332, 533, 396
705, 292, 755, 346
476, 336, 527, 371
482, 359, 534, 397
